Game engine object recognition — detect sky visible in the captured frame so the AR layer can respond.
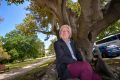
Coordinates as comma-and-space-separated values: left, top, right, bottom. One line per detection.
0, 1, 30, 36
0, 0, 55, 49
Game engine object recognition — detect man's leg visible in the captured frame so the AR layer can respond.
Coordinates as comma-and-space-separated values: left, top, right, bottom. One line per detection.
67, 61, 93, 80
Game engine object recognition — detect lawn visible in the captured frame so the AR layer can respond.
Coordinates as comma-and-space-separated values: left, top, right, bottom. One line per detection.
12, 59, 54, 80
5, 57, 48, 71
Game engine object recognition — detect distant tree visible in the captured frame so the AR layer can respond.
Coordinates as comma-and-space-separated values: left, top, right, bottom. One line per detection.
2, 30, 45, 62
31, 37, 45, 57
16, 14, 46, 57
47, 38, 57, 56
97, 20, 120, 40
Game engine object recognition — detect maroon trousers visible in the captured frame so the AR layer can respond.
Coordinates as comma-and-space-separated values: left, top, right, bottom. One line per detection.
67, 61, 102, 80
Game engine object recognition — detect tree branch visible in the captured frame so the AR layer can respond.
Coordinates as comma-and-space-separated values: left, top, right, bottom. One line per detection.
77, 0, 103, 40
78, 0, 92, 25
33, 0, 63, 24
51, 16, 59, 38
61, 0, 70, 25
92, 0, 120, 36
35, 29, 52, 35
78, 0, 102, 24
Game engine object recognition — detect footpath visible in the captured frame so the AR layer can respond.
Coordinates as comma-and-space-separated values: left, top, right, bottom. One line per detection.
0, 56, 55, 80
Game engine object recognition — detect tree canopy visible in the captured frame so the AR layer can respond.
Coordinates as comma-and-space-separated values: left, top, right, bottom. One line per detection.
5, 0, 120, 61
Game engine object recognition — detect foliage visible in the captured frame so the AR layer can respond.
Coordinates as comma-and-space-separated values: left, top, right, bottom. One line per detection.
0, 11, 46, 63
1, 30, 45, 62
6, 0, 29, 4
66, 0, 81, 16
28, 4, 53, 35
47, 38, 57, 56
16, 14, 38, 36
97, 20, 120, 40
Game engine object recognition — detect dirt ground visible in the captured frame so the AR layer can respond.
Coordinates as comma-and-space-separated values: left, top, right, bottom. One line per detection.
109, 63, 120, 79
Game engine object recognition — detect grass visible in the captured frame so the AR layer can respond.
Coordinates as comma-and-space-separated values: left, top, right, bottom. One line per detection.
5, 57, 46, 71
105, 59, 120, 65
12, 59, 54, 80
6, 57, 119, 70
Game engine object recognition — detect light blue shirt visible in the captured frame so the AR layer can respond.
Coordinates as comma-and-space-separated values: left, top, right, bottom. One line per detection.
65, 40, 77, 60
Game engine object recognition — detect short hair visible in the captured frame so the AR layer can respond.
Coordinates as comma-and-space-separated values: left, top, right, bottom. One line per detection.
59, 25, 72, 38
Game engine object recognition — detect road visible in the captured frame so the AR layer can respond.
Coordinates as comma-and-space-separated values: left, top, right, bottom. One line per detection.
103, 55, 120, 60
112, 56, 120, 59
0, 56, 55, 80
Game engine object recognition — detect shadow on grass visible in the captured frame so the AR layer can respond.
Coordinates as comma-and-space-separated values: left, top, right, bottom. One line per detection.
12, 59, 54, 80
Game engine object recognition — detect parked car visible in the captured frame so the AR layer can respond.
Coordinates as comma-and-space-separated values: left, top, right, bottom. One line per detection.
93, 44, 120, 58
106, 44, 120, 57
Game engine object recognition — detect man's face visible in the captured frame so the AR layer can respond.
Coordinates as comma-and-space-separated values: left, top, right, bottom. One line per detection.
60, 27, 70, 40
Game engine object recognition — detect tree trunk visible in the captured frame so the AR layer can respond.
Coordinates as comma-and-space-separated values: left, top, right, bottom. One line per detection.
75, 33, 94, 61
